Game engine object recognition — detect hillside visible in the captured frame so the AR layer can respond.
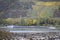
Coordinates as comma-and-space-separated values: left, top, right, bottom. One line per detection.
53, 6, 60, 18
0, 0, 35, 18
0, 0, 60, 18
32, 1, 59, 18
0, 0, 60, 26
38, 0, 60, 2
0, 0, 16, 18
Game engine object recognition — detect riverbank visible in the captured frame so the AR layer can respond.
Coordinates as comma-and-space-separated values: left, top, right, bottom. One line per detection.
0, 30, 60, 40
10, 32, 60, 40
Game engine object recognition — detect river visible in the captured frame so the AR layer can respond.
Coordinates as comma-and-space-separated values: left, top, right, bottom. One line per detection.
0, 26, 60, 33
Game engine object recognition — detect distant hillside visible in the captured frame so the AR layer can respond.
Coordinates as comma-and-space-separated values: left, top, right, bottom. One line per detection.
53, 6, 60, 18
32, 2, 59, 18
0, 0, 35, 18
0, 0, 60, 18
0, 0, 16, 18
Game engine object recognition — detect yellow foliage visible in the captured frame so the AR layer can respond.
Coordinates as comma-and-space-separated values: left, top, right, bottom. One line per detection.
26, 18, 37, 25
35, 2, 57, 6
32, 5, 40, 10
42, 2, 57, 6
32, 2, 42, 10
5, 18, 21, 24
33, 19, 37, 24
32, 2, 58, 10
26, 18, 33, 25
35, 2, 43, 6
6, 18, 12, 22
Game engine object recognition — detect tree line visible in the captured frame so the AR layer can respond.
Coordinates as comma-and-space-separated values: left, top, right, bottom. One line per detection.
0, 17, 60, 27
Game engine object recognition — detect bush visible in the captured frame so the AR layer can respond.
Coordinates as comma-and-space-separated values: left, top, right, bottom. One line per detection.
0, 30, 13, 40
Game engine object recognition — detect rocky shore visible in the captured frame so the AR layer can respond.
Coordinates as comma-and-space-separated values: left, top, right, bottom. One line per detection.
2, 32, 60, 40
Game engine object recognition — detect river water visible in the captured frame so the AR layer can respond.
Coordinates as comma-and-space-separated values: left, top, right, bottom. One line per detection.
0, 26, 60, 33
